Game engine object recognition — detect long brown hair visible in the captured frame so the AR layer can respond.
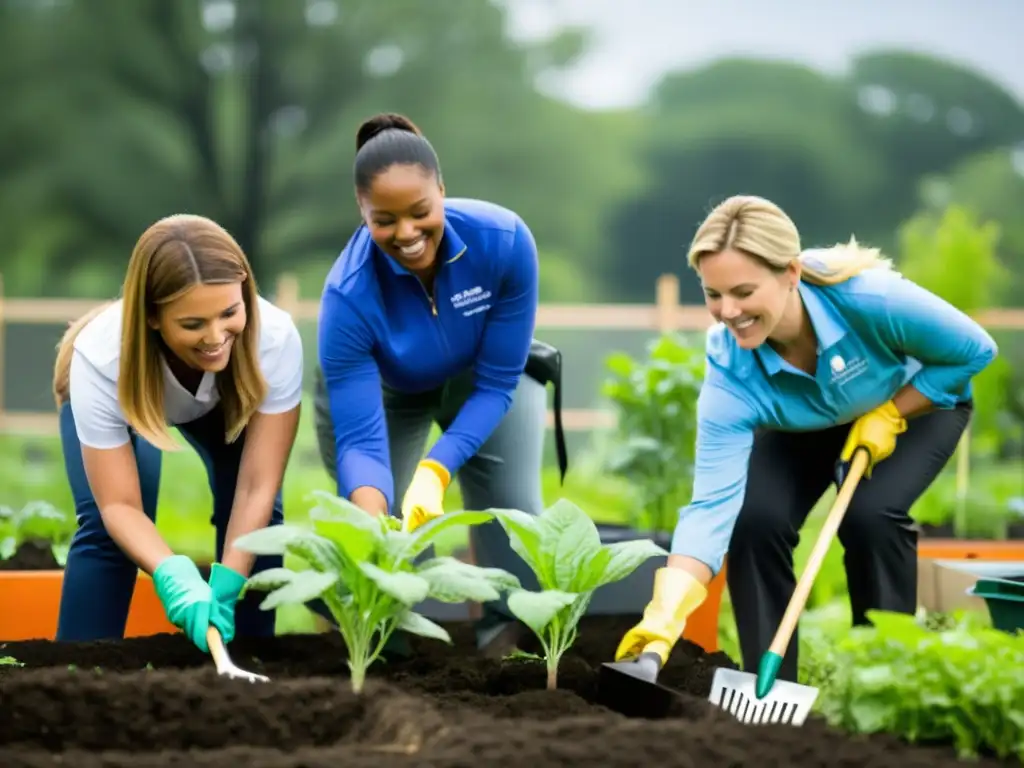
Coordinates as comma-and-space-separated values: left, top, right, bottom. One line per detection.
53, 214, 267, 451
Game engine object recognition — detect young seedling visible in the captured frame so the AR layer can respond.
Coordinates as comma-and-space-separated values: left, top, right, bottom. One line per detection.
234, 491, 521, 693
490, 499, 668, 689
0, 501, 73, 566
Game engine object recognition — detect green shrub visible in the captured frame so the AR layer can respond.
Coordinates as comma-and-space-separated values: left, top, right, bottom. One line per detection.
812, 609, 1024, 761
600, 333, 704, 533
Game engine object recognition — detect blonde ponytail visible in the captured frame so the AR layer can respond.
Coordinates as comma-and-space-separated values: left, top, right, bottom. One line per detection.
797, 236, 893, 286
687, 195, 892, 287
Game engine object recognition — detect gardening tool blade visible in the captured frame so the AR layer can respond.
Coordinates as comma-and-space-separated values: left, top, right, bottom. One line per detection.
597, 643, 680, 719
206, 626, 270, 683
708, 666, 818, 726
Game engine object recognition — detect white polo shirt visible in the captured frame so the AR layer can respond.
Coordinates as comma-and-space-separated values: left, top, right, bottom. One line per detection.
69, 295, 304, 450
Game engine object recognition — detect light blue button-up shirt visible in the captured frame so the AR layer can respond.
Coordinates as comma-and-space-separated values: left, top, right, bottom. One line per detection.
671, 265, 999, 575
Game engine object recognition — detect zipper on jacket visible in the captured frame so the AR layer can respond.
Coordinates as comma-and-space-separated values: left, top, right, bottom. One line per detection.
416, 280, 438, 316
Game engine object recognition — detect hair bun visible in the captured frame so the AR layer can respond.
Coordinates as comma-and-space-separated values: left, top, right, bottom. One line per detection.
355, 113, 422, 151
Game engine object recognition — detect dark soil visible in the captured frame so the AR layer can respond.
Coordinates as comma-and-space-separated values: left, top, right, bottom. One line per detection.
0, 540, 61, 571
0, 615, 1011, 767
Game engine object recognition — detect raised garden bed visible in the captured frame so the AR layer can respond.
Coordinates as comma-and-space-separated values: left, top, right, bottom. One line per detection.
0, 539, 177, 642
919, 523, 1024, 539
0, 613, 1012, 768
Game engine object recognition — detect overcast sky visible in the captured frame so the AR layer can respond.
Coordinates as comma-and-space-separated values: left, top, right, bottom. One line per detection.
501, 0, 1024, 110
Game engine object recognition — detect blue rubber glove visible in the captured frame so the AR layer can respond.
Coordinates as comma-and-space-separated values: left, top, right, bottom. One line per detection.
152, 555, 215, 652
208, 563, 247, 643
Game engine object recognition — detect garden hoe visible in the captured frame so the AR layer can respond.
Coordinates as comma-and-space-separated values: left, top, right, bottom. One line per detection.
206, 626, 270, 683
708, 446, 871, 727
596, 638, 681, 719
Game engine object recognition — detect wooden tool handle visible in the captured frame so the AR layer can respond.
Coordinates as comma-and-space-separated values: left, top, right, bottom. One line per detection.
767, 447, 871, 657
206, 625, 227, 669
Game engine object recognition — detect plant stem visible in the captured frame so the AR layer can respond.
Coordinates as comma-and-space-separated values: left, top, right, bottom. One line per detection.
545, 621, 562, 690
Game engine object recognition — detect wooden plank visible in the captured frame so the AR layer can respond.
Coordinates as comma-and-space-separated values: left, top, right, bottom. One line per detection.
6, 296, 1024, 330
0, 408, 616, 437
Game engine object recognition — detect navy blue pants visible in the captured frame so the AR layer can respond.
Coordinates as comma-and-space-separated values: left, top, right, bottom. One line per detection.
55, 402, 284, 642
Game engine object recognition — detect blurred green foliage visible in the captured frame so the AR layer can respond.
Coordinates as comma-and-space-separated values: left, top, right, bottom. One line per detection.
600, 334, 705, 533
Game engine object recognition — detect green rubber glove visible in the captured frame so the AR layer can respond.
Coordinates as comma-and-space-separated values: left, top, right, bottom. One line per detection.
208, 563, 247, 643
152, 555, 215, 653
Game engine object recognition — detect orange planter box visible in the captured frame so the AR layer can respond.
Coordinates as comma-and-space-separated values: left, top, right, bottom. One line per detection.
919, 539, 1024, 561
674, 540, 1024, 656
681, 563, 727, 654
0, 570, 179, 641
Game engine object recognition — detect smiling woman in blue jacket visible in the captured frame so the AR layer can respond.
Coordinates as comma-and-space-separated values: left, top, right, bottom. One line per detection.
614, 194, 998, 682
313, 112, 544, 651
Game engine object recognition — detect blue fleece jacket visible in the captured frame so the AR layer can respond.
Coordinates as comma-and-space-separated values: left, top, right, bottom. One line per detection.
671, 261, 998, 576
318, 197, 540, 509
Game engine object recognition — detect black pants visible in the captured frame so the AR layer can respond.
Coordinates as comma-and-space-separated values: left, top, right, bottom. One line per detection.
726, 401, 972, 681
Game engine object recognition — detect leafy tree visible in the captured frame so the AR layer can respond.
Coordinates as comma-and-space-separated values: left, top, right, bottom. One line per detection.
604, 59, 886, 302
896, 204, 1014, 456
4, 0, 634, 301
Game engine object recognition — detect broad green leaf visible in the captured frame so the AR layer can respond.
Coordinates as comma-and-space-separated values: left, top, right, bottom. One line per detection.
490, 507, 546, 580
285, 534, 351, 590
257, 570, 339, 610
403, 509, 496, 558
358, 562, 430, 605
537, 499, 603, 592
312, 518, 377, 563
507, 589, 578, 636
568, 548, 613, 593
397, 611, 452, 643
379, 529, 414, 566
308, 490, 382, 562
418, 558, 502, 603
866, 609, 928, 641
232, 524, 310, 556
243, 567, 298, 595
597, 538, 668, 586
473, 565, 523, 594
0, 536, 17, 560
51, 543, 69, 568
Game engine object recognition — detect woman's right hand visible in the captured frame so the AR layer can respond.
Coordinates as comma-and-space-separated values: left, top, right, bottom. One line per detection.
614, 565, 709, 665
349, 486, 389, 517
152, 554, 218, 653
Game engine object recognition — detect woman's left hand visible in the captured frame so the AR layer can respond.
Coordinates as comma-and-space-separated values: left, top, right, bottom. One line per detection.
401, 460, 450, 532
208, 562, 247, 643
839, 399, 908, 477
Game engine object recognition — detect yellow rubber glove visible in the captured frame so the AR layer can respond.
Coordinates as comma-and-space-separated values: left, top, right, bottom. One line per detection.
401, 459, 450, 533
839, 399, 907, 477
614, 567, 708, 665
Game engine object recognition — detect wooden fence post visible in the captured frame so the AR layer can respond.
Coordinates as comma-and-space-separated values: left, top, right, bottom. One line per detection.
655, 273, 680, 333
0, 274, 5, 430
274, 273, 301, 317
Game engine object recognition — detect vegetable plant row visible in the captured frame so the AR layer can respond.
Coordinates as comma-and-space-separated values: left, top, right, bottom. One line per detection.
1, 493, 1020, 767
234, 494, 669, 692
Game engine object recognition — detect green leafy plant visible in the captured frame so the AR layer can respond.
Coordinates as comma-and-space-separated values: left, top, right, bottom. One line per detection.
0, 655, 22, 667
234, 492, 521, 693
491, 498, 668, 689
600, 333, 705, 533
812, 609, 1024, 761
0, 501, 73, 566
898, 203, 1014, 459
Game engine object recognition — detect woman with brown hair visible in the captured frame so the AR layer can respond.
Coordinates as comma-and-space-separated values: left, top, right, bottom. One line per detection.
52, 213, 304, 651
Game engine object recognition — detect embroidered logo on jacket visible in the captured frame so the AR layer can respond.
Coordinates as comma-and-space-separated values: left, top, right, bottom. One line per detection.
450, 286, 492, 316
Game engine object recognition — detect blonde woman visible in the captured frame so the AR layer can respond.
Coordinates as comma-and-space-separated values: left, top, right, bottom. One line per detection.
615, 195, 998, 683
52, 214, 303, 651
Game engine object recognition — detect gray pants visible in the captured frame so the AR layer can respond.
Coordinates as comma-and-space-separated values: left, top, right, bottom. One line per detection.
313, 365, 545, 631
